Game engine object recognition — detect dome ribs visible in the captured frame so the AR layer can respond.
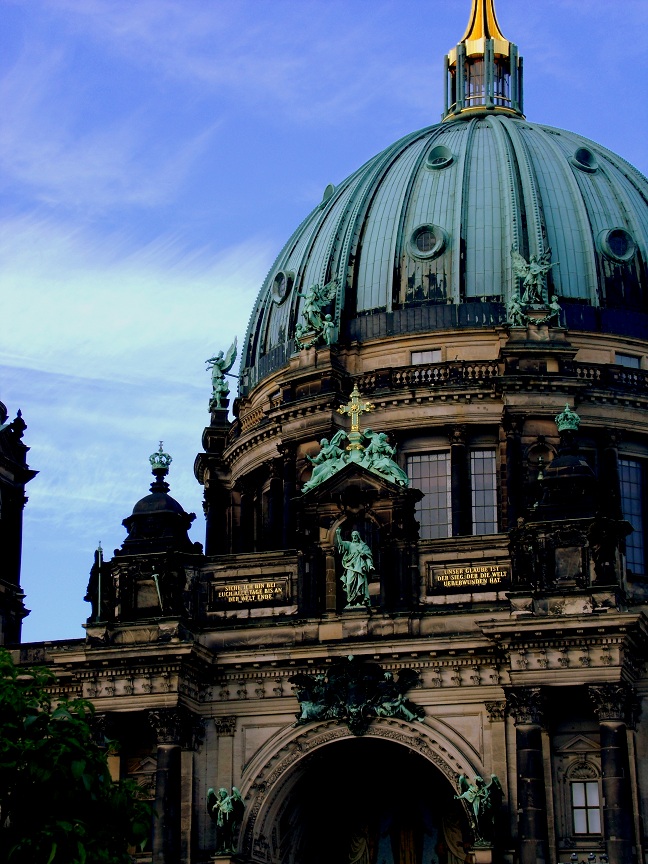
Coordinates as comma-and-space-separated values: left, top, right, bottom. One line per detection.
242, 118, 648, 393
529, 127, 600, 303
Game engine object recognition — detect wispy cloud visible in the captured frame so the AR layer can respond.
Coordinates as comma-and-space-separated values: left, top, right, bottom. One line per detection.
0, 38, 220, 211
0, 214, 271, 384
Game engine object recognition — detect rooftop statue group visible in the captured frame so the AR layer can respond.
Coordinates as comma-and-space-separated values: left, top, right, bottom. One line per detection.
507, 247, 562, 327
294, 277, 338, 349
206, 337, 237, 410
302, 428, 409, 493
207, 786, 245, 855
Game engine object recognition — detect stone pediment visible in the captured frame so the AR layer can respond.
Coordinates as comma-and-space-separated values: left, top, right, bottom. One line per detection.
301, 460, 409, 502
556, 734, 600, 753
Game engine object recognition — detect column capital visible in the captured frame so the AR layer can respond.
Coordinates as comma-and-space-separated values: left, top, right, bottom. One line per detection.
91, 711, 118, 746
589, 682, 638, 725
448, 424, 467, 446
603, 429, 623, 449
502, 411, 525, 437
148, 706, 203, 747
276, 440, 297, 461
485, 700, 506, 722
506, 686, 545, 726
213, 715, 237, 737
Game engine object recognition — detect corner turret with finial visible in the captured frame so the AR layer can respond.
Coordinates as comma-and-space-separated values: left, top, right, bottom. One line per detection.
443, 0, 524, 120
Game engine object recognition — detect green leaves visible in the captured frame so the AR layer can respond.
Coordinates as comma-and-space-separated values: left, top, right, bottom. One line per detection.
0, 649, 152, 864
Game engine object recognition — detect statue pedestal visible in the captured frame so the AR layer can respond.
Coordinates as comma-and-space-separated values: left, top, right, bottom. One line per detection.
470, 846, 493, 863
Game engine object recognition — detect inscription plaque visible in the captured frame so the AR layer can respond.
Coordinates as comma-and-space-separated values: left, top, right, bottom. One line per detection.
431, 563, 509, 592
209, 578, 289, 610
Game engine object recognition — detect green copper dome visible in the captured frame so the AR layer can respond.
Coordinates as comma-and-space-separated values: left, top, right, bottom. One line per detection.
241, 114, 648, 394
241, 0, 648, 397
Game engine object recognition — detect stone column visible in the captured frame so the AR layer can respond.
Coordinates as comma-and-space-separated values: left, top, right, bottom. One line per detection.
600, 432, 622, 520
278, 442, 296, 548
92, 713, 120, 782
149, 709, 186, 864
264, 460, 283, 550
503, 414, 524, 530
449, 425, 471, 536
237, 480, 255, 553
589, 683, 637, 864
507, 687, 549, 864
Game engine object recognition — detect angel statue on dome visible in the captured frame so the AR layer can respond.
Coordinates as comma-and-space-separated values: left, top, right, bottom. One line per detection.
206, 337, 237, 409
511, 247, 558, 305
295, 277, 339, 348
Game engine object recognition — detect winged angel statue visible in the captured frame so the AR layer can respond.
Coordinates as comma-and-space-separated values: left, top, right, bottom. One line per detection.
295, 277, 338, 349
511, 247, 558, 305
455, 774, 503, 843
206, 337, 237, 409
207, 786, 244, 854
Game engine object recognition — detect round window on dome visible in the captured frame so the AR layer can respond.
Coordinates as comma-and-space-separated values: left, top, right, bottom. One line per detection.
426, 145, 454, 170
409, 225, 448, 260
570, 147, 599, 173
597, 228, 637, 263
271, 270, 294, 304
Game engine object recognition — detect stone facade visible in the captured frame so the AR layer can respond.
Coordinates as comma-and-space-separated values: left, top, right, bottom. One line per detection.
6, 1, 648, 863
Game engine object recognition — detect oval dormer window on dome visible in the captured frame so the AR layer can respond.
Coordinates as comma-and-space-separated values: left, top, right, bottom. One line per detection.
321, 183, 336, 206
427, 145, 454, 170
597, 228, 637, 263
570, 147, 599, 173
271, 270, 294, 304
409, 225, 449, 260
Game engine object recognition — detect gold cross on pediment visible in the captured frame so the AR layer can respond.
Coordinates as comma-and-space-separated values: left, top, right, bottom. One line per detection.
338, 384, 374, 433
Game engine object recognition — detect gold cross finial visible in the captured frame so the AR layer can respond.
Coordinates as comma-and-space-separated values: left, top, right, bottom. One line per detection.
338, 384, 374, 434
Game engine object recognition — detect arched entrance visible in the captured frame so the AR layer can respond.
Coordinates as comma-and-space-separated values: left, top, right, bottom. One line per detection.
244, 731, 472, 864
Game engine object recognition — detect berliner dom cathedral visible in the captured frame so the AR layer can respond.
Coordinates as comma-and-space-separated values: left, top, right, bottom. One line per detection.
3, 1, 648, 862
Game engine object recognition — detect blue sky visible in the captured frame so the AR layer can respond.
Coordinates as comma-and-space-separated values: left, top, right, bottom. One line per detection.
2, 0, 647, 641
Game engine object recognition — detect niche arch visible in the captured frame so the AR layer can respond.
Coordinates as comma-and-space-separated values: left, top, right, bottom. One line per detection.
239, 716, 483, 863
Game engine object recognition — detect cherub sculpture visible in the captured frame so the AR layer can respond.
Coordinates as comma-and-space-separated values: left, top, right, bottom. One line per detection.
506, 293, 527, 327
206, 337, 237, 409
511, 247, 558, 305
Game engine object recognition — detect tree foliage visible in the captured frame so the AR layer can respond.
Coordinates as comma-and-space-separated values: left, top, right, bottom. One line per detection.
0, 649, 151, 864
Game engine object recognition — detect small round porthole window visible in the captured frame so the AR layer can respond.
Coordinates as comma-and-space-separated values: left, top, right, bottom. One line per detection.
570, 146, 599, 173
271, 270, 294, 304
426, 144, 453, 170
597, 228, 637, 263
409, 224, 448, 260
